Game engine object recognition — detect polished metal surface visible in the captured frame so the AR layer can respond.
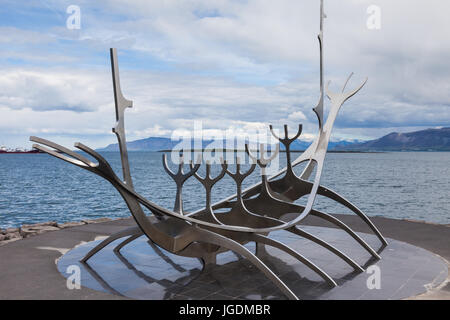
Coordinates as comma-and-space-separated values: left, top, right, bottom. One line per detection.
29, 0, 387, 300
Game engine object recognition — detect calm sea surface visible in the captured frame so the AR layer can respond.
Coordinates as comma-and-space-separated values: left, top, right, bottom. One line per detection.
0, 152, 449, 228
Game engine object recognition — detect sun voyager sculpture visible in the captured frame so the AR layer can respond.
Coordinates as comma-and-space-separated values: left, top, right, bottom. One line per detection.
31, 0, 387, 300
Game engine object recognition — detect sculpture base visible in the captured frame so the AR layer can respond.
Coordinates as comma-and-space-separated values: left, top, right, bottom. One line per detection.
57, 226, 447, 300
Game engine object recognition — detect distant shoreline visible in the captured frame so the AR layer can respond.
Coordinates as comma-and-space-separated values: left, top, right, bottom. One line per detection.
97, 127, 450, 152
156, 149, 383, 154
8, 150, 450, 154
95, 149, 450, 153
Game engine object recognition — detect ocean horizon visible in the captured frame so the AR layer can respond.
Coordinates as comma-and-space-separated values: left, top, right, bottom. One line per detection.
0, 151, 449, 229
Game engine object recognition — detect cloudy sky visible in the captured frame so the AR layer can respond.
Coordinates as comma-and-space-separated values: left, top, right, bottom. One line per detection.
0, 0, 449, 149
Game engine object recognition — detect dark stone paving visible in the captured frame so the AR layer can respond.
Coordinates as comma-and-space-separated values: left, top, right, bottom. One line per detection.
0, 218, 135, 300
0, 215, 448, 300
57, 226, 447, 300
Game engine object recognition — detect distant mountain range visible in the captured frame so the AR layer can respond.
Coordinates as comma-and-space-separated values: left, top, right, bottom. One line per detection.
98, 136, 362, 152
98, 127, 450, 152
334, 127, 450, 151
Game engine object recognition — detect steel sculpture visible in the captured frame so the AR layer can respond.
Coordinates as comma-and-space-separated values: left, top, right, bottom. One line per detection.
162, 153, 201, 214
30, 0, 387, 300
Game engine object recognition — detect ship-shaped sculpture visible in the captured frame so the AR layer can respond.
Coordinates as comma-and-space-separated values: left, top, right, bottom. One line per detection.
30, 0, 387, 300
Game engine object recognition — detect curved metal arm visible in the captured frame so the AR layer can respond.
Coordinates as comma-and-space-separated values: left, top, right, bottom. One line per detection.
269, 125, 302, 147
30, 136, 94, 168
162, 153, 201, 214
325, 73, 368, 106
219, 155, 257, 213
268, 124, 301, 176
189, 160, 227, 223
245, 143, 280, 169
162, 153, 201, 184
221, 156, 256, 184
190, 160, 227, 188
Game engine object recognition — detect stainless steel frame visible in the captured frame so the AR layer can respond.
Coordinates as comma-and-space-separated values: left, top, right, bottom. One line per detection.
30, 0, 387, 300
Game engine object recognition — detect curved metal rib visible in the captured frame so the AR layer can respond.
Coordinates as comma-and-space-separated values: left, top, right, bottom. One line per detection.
82, 260, 125, 297
81, 226, 141, 263
287, 226, 364, 272
195, 228, 299, 300
114, 232, 143, 253
114, 248, 197, 297
249, 234, 337, 287
243, 143, 365, 272
148, 240, 189, 273
310, 210, 381, 260
317, 185, 388, 246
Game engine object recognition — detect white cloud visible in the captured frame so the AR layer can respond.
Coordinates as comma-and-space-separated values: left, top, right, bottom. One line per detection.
1, 0, 450, 149
0, 68, 111, 112
288, 111, 307, 121
0, 66, 322, 148
0, 27, 54, 45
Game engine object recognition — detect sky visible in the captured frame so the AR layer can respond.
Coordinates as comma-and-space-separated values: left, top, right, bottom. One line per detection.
0, 0, 449, 149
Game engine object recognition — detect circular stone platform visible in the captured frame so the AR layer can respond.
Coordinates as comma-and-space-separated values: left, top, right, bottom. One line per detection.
57, 226, 447, 300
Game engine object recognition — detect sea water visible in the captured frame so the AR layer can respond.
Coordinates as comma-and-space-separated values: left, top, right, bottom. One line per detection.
0, 152, 448, 228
